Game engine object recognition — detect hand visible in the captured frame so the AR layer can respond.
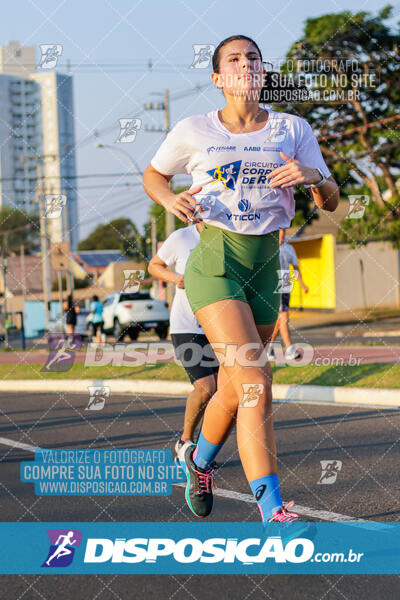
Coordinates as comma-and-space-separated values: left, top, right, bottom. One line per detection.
163, 185, 204, 224
175, 274, 185, 289
302, 284, 309, 293
268, 152, 322, 189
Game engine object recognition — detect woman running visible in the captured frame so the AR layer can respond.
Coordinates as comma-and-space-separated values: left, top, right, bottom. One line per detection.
148, 221, 219, 460
63, 294, 80, 335
143, 34, 339, 526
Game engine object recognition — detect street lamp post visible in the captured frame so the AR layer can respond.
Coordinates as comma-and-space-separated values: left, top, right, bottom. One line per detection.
96, 143, 143, 177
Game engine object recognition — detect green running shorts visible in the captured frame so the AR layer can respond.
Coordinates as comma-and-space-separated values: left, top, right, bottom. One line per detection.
184, 223, 281, 325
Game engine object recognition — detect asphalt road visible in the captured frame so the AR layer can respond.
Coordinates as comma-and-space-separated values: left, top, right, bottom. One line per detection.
0, 392, 399, 599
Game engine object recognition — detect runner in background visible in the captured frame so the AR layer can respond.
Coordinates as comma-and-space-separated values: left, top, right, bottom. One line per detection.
268, 229, 309, 361
89, 295, 104, 344
148, 222, 220, 461
63, 294, 80, 335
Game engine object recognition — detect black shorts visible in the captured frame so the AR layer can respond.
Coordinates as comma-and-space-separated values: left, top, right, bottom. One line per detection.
279, 293, 290, 312
91, 321, 104, 335
170, 333, 219, 384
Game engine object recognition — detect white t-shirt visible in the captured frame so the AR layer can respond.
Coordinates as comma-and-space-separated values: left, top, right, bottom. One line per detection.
157, 225, 203, 334
151, 109, 331, 235
280, 241, 299, 272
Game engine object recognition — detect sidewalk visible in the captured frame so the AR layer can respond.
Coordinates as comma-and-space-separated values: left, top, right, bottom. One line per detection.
289, 308, 400, 330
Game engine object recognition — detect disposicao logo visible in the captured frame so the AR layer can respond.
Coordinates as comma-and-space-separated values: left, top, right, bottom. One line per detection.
83, 536, 314, 564
42, 529, 82, 567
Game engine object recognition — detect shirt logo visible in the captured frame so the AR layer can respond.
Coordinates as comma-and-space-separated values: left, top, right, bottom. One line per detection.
207, 160, 241, 191
238, 198, 251, 212
207, 145, 236, 154
225, 198, 261, 223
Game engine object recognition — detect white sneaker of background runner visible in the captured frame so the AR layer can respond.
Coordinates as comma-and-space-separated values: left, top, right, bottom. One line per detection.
174, 439, 193, 463
285, 345, 302, 361
266, 346, 275, 361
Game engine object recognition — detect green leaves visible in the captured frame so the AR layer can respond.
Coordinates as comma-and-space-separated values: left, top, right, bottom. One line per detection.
277, 6, 399, 240
0, 207, 40, 254
77, 217, 143, 260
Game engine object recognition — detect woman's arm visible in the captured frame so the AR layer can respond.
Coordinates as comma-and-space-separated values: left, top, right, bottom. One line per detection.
148, 255, 185, 288
308, 176, 339, 212
142, 164, 203, 224
293, 265, 308, 293
268, 152, 339, 212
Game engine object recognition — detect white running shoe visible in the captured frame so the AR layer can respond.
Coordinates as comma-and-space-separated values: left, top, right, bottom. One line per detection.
174, 438, 193, 463
285, 345, 302, 361
266, 346, 275, 361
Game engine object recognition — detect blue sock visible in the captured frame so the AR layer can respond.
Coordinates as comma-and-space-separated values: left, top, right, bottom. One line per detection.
192, 432, 223, 471
249, 474, 282, 522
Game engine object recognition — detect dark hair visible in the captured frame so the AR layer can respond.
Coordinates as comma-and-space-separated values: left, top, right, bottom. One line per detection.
67, 294, 73, 309
92, 295, 99, 301
212, 35, 310, 104
212, 35, 263, 73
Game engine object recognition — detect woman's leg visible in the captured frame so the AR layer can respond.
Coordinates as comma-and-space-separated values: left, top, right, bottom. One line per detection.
182, 374, 217, 442
183, 298, 291, 521
196, 299, 276, 479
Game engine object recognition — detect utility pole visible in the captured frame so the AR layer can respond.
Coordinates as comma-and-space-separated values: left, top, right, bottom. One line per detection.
36, 157, 52, 332
151, 217, 157, 257
1, 234, 8, 348
20, 245, 26, 307
144, 89, 175, 306
57, 270, 64, 332
61, 188, 73, 295
143, 90, 174, 239
164, 89, 175, 239
163, 89, 175, 307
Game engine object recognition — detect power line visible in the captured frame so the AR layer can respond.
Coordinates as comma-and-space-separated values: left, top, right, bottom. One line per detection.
77, 83, 212, 148
3, 61, 211, 72
0, 171, 143, 183
78, 195, 150, 228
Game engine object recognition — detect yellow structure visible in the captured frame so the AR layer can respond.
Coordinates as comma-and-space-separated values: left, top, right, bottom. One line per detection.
289, 234, 336, 310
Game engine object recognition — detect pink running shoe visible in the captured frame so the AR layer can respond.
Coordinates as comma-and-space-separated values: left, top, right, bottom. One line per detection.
267, 501, 316, 542
269, 500, 299, 522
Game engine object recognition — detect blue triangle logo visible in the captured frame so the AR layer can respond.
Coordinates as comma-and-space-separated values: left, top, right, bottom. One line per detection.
206, 160, 242, 191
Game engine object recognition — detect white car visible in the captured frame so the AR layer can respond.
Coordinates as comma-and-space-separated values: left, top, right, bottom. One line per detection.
100, 290, 170, 341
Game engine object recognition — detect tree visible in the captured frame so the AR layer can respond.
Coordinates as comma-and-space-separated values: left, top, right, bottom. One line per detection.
0, 207, 40, 254
77, 218, 144, 260
337, 196, 400, 248
277, 5, 400, 244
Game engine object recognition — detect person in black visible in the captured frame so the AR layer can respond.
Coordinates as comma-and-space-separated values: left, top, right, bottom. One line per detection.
63, 294, 80, 334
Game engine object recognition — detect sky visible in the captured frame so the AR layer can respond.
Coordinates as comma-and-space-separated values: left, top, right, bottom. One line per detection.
0, 0, 397, 240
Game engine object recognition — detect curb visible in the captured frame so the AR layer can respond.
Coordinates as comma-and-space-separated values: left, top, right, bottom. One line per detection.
291, 311, 399, 331
0, 379, 399, 407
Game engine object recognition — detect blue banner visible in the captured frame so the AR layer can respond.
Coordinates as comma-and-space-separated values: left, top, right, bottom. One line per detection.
20, 449, 185, 496
0, 522, 398, 574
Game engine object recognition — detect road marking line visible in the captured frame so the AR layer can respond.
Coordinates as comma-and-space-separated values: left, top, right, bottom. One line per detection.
0, 436, 387, 526
0, 437, 40, 453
